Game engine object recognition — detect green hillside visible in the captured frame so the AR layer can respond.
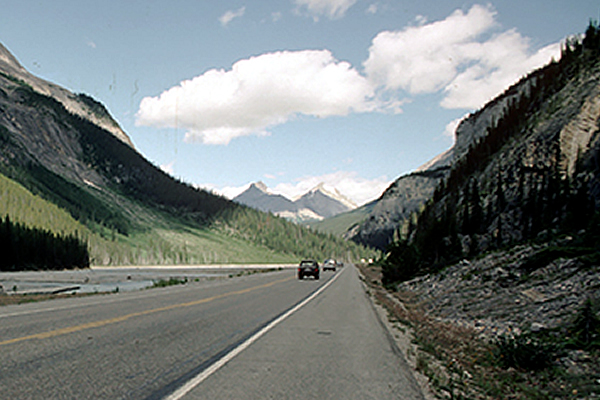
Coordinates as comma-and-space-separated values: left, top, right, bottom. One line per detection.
306, 201, 376, 236
0, 173, 298, 265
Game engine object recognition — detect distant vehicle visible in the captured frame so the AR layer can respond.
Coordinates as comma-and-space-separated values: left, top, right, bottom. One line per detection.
323, 259, 337, 272
298, 260, 320, 280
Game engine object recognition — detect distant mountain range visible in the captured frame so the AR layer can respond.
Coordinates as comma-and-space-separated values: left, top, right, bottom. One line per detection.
233, 182, 356, 223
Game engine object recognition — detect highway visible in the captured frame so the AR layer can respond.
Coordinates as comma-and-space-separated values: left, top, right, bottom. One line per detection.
0, 266, 424, 399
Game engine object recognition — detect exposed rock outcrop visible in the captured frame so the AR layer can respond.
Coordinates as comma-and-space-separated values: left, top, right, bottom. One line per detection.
347, 150, 452, 250
0, 42, 133, 148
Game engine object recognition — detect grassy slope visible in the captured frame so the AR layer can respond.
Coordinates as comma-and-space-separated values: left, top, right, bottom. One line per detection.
307, 202, 375, 236
0, 173, 296, 265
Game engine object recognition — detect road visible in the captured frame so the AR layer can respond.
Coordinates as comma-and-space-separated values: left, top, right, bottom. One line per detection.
0, 265, 424, 399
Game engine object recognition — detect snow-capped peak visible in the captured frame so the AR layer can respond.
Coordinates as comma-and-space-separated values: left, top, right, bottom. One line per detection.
304, 182, 357, 209
251, 181, 270, 193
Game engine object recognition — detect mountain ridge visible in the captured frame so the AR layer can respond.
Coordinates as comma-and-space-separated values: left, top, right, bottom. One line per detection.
233, 181, 356, 222
0, 42, 133, 148
345, 150, 452, 249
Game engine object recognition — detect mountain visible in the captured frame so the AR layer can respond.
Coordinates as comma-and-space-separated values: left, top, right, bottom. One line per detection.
375, 28, 600, 397
294, 183, 356, 218
233, 182, 355, 223
382, 22, 600, 281
0, 43, 132, 148
348, 25, 600, 252
0, 42, 375, 266
346, 150, 452, 250
232, 182, 296, 214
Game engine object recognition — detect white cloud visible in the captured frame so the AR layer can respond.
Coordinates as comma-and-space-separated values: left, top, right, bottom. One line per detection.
138, 5, 562, 148
366, 4, 378, 15
160, 160, 175, 175
364, 4, 497, 94
136, 50, 374, 145
294, 0, 358, 20
440, 38, 561, 109
219, 6, 246, 26
363, 4, 561, 110
443, 116, 466, 142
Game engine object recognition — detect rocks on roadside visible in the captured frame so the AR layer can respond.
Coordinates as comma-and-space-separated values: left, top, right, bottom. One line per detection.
398, 244, 600, 341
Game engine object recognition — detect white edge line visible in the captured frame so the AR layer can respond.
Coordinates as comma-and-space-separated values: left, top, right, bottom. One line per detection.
164, 270, 344, 400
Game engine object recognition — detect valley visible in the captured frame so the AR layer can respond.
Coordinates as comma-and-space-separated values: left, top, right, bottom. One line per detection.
0, 6, 599, 399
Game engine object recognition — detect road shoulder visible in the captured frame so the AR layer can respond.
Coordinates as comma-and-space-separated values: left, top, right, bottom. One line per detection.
356, 264, 437, 400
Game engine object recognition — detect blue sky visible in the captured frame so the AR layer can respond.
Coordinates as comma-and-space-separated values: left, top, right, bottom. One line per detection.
0, 0, 596, 205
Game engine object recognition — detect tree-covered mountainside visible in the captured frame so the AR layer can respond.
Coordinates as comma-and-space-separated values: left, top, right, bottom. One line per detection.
0, 42, 376, 267
382, 22, 600, 284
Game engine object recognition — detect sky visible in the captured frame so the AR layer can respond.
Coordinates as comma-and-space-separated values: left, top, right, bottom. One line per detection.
0, 0, 597, 206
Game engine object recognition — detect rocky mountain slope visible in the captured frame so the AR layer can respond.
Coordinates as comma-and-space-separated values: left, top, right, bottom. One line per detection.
346, 150, 452, 250
233, 181, 355, 222
0, 42, 131, 148
380, 26, 600, 279
350, 27, 600, 253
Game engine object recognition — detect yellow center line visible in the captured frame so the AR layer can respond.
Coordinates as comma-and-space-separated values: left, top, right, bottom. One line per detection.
0, 276, 294, 347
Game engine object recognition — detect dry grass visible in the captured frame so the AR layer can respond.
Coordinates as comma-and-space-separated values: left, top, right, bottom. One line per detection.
0, 292, 96, 307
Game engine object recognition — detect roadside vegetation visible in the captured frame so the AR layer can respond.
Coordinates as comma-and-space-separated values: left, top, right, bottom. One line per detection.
151, 277, 188, 288
359, 263, 600, 399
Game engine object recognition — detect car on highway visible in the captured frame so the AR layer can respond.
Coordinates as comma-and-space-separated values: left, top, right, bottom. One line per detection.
322, 259, 337, 272
298, 260, 320, 280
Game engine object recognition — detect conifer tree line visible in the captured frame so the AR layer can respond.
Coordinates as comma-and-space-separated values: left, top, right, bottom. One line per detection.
0, 215, 89, 271
219, 206, 374, 262
382, 21, 600, 285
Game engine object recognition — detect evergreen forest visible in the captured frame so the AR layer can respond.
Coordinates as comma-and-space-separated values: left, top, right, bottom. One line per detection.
0, 215, 89, 271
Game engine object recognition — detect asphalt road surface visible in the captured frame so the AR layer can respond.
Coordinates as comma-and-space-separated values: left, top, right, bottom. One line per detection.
0, 265, 424, 399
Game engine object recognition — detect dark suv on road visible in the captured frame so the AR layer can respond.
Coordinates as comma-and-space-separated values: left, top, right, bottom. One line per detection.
298, 260, 320, 280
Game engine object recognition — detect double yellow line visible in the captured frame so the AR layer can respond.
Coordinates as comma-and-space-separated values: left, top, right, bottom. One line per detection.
0, 276, 293, 347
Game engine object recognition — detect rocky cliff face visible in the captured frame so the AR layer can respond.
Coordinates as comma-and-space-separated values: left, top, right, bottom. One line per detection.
347, 149, 452, 250
0, 41, 138, 195
0, 42, 132, 148
463, 60, 600, 249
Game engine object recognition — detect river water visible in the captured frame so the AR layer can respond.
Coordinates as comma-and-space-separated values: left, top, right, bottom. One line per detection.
0, 265, 291, 295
